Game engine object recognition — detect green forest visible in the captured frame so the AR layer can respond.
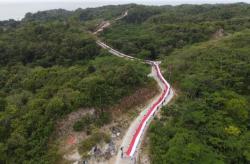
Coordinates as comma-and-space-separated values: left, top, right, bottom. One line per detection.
101, 3, 250, 60
0, 2, 249, 164
149, 30, 250, 164
0, 7, 151, 163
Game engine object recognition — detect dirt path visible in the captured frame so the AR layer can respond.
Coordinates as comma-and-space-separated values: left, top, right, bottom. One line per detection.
93, 11, 128, 35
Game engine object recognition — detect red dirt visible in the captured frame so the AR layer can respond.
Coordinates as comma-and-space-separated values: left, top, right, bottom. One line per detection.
67, 134, 77, 145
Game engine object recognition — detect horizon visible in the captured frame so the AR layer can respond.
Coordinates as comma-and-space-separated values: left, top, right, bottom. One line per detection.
0, 0, 249, 20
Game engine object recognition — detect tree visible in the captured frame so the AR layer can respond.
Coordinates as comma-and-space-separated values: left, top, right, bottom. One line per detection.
0, 97, 6, 112
225, 98, 248, 121
87, 65, 96, 73
46, 97, 66, 117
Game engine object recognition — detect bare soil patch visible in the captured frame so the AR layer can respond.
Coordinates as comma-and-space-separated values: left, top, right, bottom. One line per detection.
55, 83, 159, 164
212, 28, 225, 39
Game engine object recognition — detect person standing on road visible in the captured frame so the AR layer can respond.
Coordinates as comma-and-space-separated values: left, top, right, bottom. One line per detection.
121, 146, 124, 158
121, 152, 123, 158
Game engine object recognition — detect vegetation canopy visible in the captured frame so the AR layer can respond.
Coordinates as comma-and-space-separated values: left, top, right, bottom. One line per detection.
0, 3, 249, 164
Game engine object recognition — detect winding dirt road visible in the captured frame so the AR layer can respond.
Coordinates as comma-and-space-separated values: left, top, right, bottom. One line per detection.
93, 11, 174, 164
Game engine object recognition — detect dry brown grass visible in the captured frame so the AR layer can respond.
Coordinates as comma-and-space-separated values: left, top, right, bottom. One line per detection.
111, 82, 159, 117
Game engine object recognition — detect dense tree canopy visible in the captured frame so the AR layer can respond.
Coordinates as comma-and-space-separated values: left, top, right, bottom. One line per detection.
101, 3, 250, 60
0, 21, 100, 67
0, 55, 150, 163
0, 6, 152, 163
149, 30, 250, 164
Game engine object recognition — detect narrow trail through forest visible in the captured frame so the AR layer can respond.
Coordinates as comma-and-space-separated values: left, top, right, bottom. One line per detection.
93, 11, 174, 164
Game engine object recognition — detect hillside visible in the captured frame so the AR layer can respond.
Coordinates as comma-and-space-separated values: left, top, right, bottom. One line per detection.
0, 6, 155, 164
0, 3, 249, 164
95, 3, 250, 164
100, 3, 250, 60
149, 30, 250, 164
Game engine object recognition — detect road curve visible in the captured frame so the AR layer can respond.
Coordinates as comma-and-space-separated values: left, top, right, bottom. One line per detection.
93, 11, 174, 164
96, 40, 174, 164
